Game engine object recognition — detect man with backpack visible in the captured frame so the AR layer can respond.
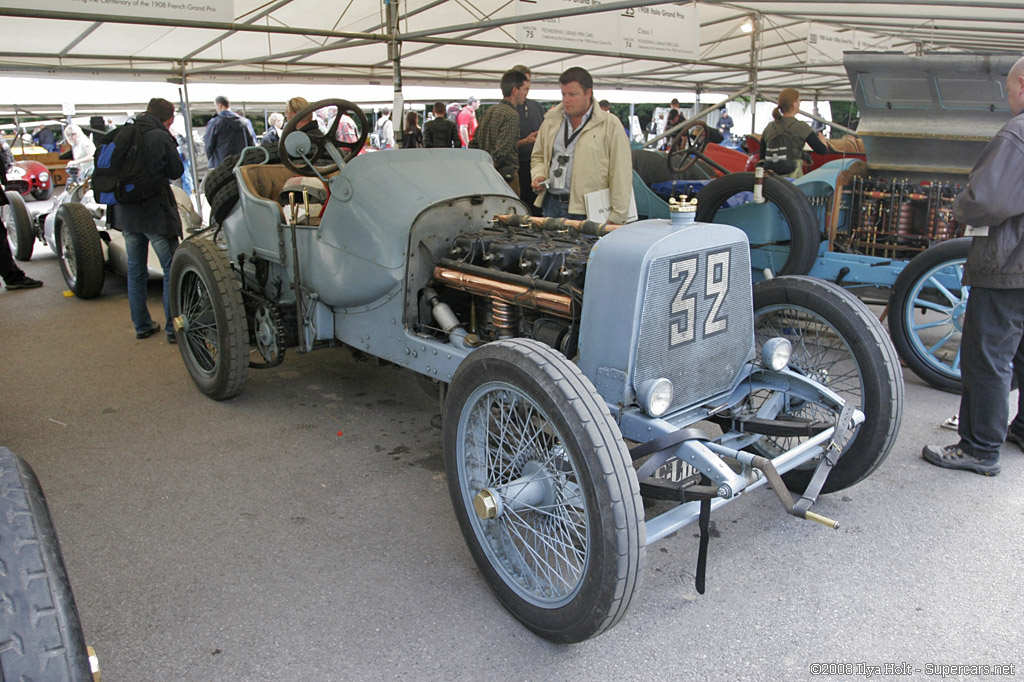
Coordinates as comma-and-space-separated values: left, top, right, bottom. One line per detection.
110, 98, 185, 342
372, 107, 395, 149
204, 95, 255, 169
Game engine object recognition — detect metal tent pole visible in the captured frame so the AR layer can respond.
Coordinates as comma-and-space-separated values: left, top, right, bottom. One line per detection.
178, 74, 202, 215
386, 0, 403, 145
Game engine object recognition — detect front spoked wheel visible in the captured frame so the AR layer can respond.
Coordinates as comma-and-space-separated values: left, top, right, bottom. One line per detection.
752, 276, 904, 493
443, 339, 644, 643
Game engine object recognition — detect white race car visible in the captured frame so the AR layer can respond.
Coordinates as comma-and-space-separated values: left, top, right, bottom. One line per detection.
6, 167, 201, 298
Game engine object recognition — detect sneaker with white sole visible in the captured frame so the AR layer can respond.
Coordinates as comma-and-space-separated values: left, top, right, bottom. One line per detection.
922, 444, 1000, 476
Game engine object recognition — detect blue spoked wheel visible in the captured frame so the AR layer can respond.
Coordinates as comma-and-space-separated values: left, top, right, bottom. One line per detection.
443, 339, 644, 643
888, 238, 971, 394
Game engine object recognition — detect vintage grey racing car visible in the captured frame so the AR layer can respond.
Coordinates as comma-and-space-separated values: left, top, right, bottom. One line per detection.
172, 99, 903, 642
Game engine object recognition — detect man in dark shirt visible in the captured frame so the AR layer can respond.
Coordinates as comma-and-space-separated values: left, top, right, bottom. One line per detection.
423, 102, 460, 148
470, 70, 529, 194
513, 65, 545, 214
922, 56, 1024, 477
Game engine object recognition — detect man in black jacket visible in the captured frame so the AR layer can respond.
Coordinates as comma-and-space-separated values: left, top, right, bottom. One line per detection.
423, 102, 459, 148
114, 98, 184, 341
922, 56, 1024, 476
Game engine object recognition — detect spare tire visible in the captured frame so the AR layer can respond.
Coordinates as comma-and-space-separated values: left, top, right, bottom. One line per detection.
203, 146, 281, 224
210, 182, 240, 225
695, 172, 820, 277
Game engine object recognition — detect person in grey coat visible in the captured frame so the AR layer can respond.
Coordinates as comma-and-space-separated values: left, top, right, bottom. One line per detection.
112, 98, 184, 342
922, 56, 1024, 476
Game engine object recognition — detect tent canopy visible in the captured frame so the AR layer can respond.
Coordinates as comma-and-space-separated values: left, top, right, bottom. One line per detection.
1, 0, 1021, 105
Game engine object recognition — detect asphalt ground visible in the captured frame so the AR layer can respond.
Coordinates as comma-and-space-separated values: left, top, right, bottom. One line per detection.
2, 232, 1021, 682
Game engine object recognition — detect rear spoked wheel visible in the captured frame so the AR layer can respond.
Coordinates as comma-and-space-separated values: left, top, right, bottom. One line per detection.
443, 339, 644, 643
170, 238, 249, 399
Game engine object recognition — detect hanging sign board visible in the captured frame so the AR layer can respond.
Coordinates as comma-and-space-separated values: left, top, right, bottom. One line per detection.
806, 24, 857, 65
4, 0, 234, 23
620, 5, 699, 59
516, 0, 698, 58
517, 0, 618, 52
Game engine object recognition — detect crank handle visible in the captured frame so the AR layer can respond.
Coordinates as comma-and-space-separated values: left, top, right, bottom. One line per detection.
803, 510, 839, 529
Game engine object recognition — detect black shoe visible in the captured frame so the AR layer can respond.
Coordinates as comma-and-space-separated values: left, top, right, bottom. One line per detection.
5, 275, 43, 290
136, 322, 161, 339
166, 332, 178, 345
922, 444, 1000, 476
1006, 429, 1024, 453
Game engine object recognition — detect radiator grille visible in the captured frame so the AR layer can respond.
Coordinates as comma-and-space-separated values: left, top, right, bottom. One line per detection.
634, 243, 753, 413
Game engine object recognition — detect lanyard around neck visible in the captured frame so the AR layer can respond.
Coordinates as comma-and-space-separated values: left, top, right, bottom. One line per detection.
563, 112, 590, 148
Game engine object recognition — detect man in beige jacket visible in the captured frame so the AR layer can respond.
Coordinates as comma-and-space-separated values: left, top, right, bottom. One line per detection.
530, 67, 632, 223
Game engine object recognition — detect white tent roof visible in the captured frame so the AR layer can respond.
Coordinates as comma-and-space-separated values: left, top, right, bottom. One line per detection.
1, 0, 1021, 108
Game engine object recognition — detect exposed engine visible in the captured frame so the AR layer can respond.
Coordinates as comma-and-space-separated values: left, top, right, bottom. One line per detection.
841, 176, 961, 258
422, 214, 610, 358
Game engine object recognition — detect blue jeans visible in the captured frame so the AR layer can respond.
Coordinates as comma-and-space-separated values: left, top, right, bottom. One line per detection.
124, 232, 178, 335
541, 193, 586, 221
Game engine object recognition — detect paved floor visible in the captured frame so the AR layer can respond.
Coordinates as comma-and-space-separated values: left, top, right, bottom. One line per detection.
2, 240, 1021, 682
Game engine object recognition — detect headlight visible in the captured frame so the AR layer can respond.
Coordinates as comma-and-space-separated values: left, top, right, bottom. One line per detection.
761, 337, 792, 372
38, 171, 49, 183
638, 378, 673, 417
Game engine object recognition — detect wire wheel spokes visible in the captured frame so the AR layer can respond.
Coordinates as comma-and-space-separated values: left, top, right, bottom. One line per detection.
753, 306, 863, 455
179, 269, 220, 374
461, 384, 589, 606
59, 221, 77, 283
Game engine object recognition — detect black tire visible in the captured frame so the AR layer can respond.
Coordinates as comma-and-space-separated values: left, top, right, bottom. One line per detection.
443, 339, 644, 643
695, 172, 819, 277
4, 190, 35, 261
0, 447, 93, 682
202, 153, 240, 205
32, 186, 54, 201
54, 203, 105, 299
752, 275, 904, 493
170, 237, 249, 400
209, 182, 240, 224
203, 147, 281, 224
888, 238, 970, 394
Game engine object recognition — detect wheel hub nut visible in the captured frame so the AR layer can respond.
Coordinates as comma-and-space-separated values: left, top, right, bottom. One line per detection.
173, 316, 185, 332
474, 489, 499, 520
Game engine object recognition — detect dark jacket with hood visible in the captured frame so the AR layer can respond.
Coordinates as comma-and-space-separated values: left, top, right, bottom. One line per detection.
204, 109, 254, 168
113, 112, 184, 238
956, 111, 1024, 289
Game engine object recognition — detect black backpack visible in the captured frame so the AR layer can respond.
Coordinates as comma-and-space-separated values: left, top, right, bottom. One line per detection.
762, 119, 802, 175
93, 123, 162, 205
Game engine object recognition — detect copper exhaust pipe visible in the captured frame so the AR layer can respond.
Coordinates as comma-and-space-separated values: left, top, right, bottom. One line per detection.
433, 267, 575, 318
493, 214, 622, 235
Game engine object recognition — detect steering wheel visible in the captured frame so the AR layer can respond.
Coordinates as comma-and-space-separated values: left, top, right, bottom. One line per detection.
279, 98, 368, 177
666, 120, 712, 175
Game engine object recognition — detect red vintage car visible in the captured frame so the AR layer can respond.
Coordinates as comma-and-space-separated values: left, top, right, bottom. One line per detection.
5, 158, 53, 200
